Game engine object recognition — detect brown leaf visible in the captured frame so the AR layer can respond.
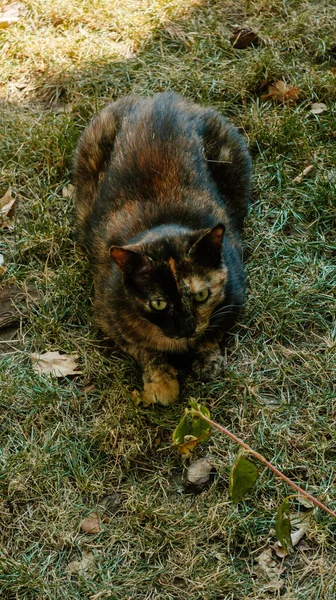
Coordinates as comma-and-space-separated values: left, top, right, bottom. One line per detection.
254, 548, 285, 590
310, 102, 327, 115
0, 285, 38, 330
67, 549, 95, 575
230, 27, 259, 49
292, 164, 314, 183
62, 184, 75, 198
261, 80, 300, 104
80, 512, 101, 534
31, 351, 82, 378
0, 189, 16, 229
163, 21, 195, 44
0, 2, 25, 28
184, 457, 212, 487
0, 254, 5, 278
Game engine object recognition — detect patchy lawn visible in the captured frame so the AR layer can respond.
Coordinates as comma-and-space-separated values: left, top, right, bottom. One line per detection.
0, 0, 335, 598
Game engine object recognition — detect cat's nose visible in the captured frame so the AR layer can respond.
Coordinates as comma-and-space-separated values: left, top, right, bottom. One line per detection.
178, 317, 196, 338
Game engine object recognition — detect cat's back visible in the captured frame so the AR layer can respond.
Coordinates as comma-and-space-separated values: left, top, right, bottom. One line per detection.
74, 92, 251, 252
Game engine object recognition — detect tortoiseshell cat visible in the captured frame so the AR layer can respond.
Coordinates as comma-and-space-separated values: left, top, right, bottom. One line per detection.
74, 92, 251, 406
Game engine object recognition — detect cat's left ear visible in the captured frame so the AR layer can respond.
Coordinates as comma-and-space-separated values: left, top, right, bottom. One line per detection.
188, 223, 225, 267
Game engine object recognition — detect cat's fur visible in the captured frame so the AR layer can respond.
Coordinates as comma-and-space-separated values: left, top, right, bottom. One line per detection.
74, 92, 251, 405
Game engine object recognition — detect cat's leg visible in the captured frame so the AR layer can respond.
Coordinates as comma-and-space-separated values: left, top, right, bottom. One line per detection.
126, 347, 180, 406
192, 340, 226, 381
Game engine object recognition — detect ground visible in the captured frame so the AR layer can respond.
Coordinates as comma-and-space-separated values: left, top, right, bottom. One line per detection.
0, 0, 335, 598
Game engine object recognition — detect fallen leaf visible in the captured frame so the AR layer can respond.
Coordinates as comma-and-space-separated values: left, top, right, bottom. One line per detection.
0, 253, 4, 269
67, 549, 95, 575
31, 351, 82, 378
0, 188, 16, 229
274, 511, 312, 558
310, 102, 327, 115
332, 68, 336, 75
80, 512, 101, 534
0, 2, 25, 28
0, 285, 38, 330
62, 183, 75, 198
292, 164, 314, 183
254, 548, 285, 591
163, 21, 195, 44
230, 27, 259, 49
98, 493, 122, 515
83, 383, 96, 394
261, 80, 300, 104
184, 457, 212, 488
52, 101, 73, 114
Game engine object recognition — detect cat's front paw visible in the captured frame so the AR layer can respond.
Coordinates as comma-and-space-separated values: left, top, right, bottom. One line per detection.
192, 352, 226, 381
140, 376, 180, 406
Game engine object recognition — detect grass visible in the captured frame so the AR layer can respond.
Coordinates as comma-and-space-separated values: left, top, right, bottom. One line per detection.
0, 0, 335, 598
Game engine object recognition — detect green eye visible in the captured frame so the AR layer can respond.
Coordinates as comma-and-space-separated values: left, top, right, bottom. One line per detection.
150, 298, 168, 311
194, 289, 209, 303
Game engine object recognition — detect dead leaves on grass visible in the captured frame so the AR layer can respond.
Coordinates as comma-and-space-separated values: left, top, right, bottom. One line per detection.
80, 512, 101, 534
31, 351, 82, 378
254, 548, 286, 591
230, 27, 259, 49
310, 102, 327, 115
67, 549, 95, 575
0, 188, 16, 230
261, 80, 301, 104
0, 285, 38, 329
0, 2, 25, 28
292, 164, 315, 183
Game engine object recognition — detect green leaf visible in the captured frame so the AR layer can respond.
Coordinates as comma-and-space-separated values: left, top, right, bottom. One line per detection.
276, 497, 293, 554
229, 453, 259, 503
172, 402, 212, 458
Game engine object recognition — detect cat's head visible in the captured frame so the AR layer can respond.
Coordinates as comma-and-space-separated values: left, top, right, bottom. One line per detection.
110, 224, 227, 348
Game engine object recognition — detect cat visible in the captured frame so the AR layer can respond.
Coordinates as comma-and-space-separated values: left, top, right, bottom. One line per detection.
73, 92, 251, 406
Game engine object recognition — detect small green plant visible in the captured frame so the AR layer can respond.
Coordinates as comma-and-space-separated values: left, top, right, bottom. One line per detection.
173, 401, 336, 548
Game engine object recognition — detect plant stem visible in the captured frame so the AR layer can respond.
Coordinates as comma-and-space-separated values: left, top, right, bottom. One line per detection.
193, 410, 336, 520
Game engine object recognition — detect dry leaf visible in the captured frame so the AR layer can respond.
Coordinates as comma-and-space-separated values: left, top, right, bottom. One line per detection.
261, 80, 300, 104
254, 548, 285, 591
83, 383, 96, 394
52, 102, 73, 114
184, 457, 212, 487
0, 2, 25, 28
274, 512, 311, 558
163, 21, 195, 44
0, 254, 6, 277
31, 351, 82, 378
67, 549, 95, 575
310, 102, 327, 115
0, 285, 38, 330
80, 512, 100, 534
0, 189, 16, 229
230, 27, 259, 49
292, 164, 314, 183
332, 68, 336, 75
62, 183, 75, 198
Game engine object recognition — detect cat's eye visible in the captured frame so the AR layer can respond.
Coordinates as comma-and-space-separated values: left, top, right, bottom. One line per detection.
194, 289, 209, 303
150, 298, 168, 311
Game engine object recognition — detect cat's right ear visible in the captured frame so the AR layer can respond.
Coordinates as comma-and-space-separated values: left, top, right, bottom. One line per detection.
110, 246, 153, 275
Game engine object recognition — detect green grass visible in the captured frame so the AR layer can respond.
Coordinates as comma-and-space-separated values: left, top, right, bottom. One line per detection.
0, 0, 335, 598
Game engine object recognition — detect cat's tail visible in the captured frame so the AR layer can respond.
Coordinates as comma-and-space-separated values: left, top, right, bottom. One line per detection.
73, 96, 138, 245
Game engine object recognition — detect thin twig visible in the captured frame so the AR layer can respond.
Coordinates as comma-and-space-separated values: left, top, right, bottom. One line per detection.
192, 410, 336, 520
